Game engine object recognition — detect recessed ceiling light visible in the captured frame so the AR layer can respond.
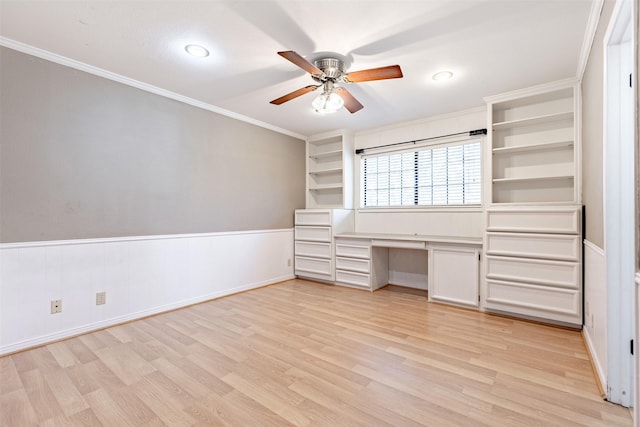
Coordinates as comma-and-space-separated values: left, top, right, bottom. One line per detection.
185, 44, 210, 58
432, 71, 453, 81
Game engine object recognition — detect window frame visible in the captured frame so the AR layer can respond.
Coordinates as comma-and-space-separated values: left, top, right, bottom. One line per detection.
357, 137, 483, 210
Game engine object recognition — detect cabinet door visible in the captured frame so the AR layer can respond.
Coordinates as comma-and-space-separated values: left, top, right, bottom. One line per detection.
429, 246, 480, 307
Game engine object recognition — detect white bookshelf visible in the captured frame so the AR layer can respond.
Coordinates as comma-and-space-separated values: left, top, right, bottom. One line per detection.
306, 131, 354, 209
485, 80, 580, 205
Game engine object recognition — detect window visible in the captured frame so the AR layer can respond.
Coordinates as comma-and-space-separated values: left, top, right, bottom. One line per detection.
361, 140, 481, 207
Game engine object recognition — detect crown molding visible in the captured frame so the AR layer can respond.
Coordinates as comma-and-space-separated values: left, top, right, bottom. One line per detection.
576, 0, 605, 81
0, 37, 306, 141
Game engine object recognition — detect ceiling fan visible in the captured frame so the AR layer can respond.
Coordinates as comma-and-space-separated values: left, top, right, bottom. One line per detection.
270, 51, 403, 114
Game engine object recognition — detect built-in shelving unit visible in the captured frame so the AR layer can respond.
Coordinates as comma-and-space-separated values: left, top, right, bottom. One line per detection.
482, 79, 583, 327
485, 79, 579, 205
306, 131, 354, 209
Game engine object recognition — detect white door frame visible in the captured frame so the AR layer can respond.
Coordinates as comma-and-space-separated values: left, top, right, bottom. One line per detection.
633, 0, 639, 421
603, 0, 635, 407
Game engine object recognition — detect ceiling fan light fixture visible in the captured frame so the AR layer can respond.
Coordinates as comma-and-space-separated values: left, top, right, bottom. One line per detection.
312, 91, 344, 114
271, 50, 402, 113
432, 70, 453, 81
184, 44, 210, 57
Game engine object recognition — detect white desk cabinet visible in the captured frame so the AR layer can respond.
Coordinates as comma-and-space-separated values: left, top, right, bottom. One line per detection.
334, 234, 481, 300
429, 245, 480, 308
334, 238, 371, 289
334, 237, 379, 290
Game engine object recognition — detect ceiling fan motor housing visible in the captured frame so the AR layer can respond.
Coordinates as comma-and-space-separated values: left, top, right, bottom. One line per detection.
312, 57, 345, 82
271, 50, 401, 113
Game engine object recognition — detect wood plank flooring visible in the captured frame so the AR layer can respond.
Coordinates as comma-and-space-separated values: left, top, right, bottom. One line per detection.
0, 279, 633, 426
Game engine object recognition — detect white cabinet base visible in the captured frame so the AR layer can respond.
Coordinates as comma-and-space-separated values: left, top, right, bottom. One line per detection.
483, 206, 582, 327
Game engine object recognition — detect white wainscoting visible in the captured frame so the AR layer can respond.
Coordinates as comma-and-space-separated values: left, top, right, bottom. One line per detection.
0, 229, 294, 355
582, 239, 607, 391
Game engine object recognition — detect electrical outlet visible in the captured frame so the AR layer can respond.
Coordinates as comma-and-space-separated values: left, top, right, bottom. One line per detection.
287, 258, 292, 267
50, 299, 62, 314
96, 291, 106, 305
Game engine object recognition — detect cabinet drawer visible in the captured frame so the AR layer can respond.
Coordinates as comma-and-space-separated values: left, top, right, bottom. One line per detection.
295, 256, 332, 276
486, 207, 580, 234
486, 232, 580, 261
372, 239, 426, 249
486, 279, 580, 319
295, 209, 331, 226
486, 255, 579, 289
336, 257, 370, 273
295, 226, 331, 242
335, 270, 370, 289
295, 241, 331, 259
335, 243, 370, 259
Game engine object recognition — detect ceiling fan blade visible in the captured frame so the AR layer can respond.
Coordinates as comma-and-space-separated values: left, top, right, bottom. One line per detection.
270, 85, 321, 105
344, 65, 403, 83
278, 51, 324, 76
334, 87, 364, 113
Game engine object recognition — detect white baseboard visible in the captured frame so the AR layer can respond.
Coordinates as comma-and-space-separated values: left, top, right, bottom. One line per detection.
582, 327, 607, 396
0, 274, 294, 355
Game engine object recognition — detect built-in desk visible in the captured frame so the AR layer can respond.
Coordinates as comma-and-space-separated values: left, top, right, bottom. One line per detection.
334, 233, 482, 308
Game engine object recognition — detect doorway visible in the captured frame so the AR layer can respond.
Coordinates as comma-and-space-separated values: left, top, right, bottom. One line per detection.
604, 0, 635, 407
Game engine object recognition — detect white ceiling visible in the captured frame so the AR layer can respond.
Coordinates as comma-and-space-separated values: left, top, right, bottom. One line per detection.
0, 0, 594, 138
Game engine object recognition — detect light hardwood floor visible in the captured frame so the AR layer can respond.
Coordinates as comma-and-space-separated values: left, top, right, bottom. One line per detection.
0, 279, 633, 426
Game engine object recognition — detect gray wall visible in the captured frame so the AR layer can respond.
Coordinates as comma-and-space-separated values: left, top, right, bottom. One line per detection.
0, 47, 306, 243
581, 0, 616, 248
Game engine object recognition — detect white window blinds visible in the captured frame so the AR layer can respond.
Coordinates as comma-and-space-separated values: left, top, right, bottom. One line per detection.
361, 140, 481, 207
